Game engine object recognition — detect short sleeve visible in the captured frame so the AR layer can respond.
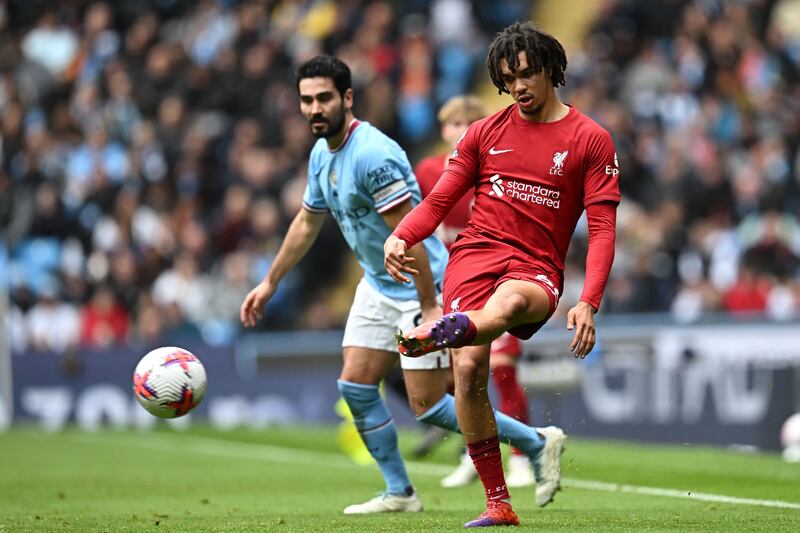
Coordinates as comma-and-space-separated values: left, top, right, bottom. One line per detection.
358, 146, 412, 213
302, 155, 328, 213
583, 130, 621, 208
444, 122, 480, 181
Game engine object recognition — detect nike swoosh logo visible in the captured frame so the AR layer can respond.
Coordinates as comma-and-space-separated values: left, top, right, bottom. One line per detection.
489, 147, 513, 155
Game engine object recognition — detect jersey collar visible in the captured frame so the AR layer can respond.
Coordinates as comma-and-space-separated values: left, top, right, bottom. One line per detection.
329, 119, 361, 153
511, 103, 575, 126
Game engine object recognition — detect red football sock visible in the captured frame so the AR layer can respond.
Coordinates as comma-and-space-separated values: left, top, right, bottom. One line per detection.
467, 435, 510, 503
492, 365, 530, 456
492, 365, 529, 423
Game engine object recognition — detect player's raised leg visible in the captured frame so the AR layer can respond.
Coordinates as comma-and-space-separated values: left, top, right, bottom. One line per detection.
398, 280, 550, 355
338, 346, 422, 514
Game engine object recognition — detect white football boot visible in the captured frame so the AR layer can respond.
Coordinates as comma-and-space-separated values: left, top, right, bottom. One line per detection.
343, 491, 423, 514
440, 453, 478, 488
505, 454, 536, 487
533, 426, 566, 507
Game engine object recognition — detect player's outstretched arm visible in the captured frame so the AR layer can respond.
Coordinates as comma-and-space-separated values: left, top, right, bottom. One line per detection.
240, 208, 326, 327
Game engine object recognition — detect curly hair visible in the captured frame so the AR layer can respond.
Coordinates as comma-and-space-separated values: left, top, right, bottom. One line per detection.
486, 22, 567, 94
295, 55, 352, 97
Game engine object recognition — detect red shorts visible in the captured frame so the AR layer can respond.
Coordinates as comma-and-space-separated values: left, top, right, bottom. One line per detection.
490, 332, 522, 358
442, 243, 560, 340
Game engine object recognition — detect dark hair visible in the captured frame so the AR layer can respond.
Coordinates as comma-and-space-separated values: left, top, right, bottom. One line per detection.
295, 55, 352, 97
486, 22, 567, 94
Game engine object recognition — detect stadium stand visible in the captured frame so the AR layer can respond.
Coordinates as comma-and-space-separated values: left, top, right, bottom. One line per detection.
1, 0, 798, 356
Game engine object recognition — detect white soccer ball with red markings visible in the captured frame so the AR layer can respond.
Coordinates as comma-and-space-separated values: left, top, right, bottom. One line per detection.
781, 412, 800, 463
133, 346, 207, 418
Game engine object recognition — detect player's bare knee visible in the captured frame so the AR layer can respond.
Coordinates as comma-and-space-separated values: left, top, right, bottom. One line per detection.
453, 353, 488, 392
497, 292, 530, 323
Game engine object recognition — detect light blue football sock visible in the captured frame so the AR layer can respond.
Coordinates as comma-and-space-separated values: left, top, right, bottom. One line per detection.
416, 394, 545, 457
337, 380, 412, 496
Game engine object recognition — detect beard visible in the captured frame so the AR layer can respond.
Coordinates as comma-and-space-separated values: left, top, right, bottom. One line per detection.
308, 104, 346, 139
519, 102, 543, 116
516, 94, 543, 116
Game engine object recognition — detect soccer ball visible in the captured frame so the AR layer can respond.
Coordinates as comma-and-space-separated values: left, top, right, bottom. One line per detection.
780, 412, 800, 463
133, 346, 207, 418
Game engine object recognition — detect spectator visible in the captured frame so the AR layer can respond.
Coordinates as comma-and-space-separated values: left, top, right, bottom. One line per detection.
151, 251, 209, 322
131, 294, 163, 346
25, 284, 80, 354
21, 9, 79, 78
80, 285, 129, 348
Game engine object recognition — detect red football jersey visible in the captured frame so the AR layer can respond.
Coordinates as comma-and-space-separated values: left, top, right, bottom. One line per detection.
414, 154, 473, 248
397, 104, 620, 297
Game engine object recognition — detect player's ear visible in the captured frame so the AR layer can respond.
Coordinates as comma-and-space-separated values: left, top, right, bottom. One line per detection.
343, 88, 354, 111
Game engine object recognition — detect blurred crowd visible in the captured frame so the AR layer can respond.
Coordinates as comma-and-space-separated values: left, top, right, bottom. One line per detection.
558, 0, 800, 322
0, 0, 529, 354
2, 0, 800, 355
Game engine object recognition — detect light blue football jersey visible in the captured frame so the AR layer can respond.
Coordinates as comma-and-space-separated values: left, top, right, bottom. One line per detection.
302, 120, 448, 301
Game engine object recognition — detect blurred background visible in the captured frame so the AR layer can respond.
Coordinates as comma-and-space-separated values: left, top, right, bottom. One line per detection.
1, 0, 799, 454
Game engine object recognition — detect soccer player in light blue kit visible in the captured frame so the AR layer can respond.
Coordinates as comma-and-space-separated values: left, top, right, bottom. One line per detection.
241, 55, 561, 516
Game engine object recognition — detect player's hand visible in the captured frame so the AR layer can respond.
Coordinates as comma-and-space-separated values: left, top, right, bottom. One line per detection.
240, 281, 277, 327
566, 301, 597, 358
384, 235, 418, 284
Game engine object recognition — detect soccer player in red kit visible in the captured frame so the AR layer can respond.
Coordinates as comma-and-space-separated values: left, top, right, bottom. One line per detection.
417, 95, 537, 489
385, 22, 619, 527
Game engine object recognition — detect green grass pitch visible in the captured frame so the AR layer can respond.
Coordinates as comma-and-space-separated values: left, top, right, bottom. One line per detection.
1, 425, 799, 532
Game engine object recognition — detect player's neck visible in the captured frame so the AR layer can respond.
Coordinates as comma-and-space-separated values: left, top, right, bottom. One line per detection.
326, 113, 356, 150
516, 97, 569, 123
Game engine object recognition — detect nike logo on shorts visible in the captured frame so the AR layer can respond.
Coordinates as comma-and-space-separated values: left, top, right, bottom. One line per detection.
489, 147, 513, 155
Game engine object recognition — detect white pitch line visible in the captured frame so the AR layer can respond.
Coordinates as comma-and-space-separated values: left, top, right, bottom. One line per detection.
562, 478, 800, 510
68, 432, 800, 511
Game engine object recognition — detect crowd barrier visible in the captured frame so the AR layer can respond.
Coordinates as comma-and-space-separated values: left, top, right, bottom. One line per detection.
4, 316, 799, 450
